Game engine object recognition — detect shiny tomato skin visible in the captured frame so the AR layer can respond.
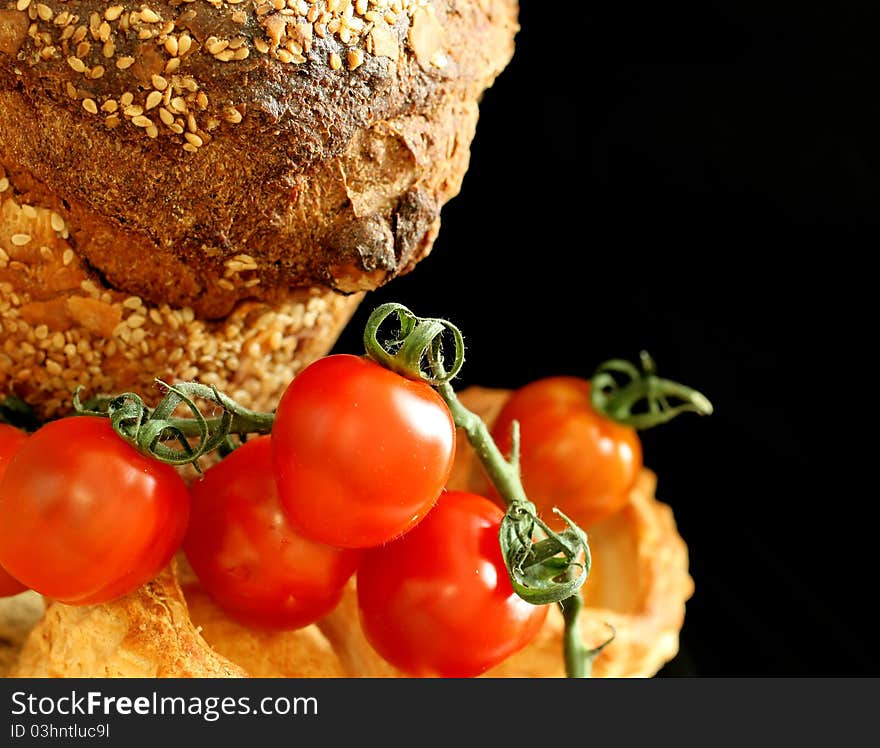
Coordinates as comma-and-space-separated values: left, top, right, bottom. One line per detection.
491, 377, 643, 529
272, 354, 455, 549
0, 417, 190, 605
357, 490, 548, 677
0, 424, 29, 597
185, 436, 361, 629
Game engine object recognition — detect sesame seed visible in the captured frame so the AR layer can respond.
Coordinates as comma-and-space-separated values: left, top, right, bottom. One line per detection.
62, 249, 74, 265
214, 49, 235, 62
116, 56, 135, 70
348, 49, 365, 70
123, 105, 144, 117
329, 52, 342, 69
182, 143, 198, 153
102, 40, 115, 58
140, 7, 161, 23
0, 177, 9, 193
65, 82, 77, 98
104, 6, 124, 21
184, 132, 203, 148
35, 4, 52, 22
205, 37, 228, 54
131, 115, 153, 128
40, 245, 53, 260
145, 91, 163, 109
66, 56, 86, 73
15, 0, 31, 12
50, 213, 65, 232
100, 99, 118, 113
151, 74, 168, 91
225, 107, 243, 124
82, 98, 98, 114
120, 92, 134, 106
164, 57, 181, 73
11, 234, 31, 246
158, 107, 175, 126
164, 36, 179, 56
146, 125, 159, 138
178, 34, 192, 55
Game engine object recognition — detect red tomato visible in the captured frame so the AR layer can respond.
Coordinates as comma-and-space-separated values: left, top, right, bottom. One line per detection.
491, 377, 642, 529
0, 424, 29, 597
185, 436, 361, 629
357, 490, 548, 677
272, 354, 455, 549
0, 417, 189, 605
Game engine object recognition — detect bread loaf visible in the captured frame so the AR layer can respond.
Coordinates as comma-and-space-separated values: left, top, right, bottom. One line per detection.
0, 0, 519, 416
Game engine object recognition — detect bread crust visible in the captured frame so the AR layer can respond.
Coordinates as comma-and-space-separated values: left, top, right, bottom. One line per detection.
0, 0, 518, 317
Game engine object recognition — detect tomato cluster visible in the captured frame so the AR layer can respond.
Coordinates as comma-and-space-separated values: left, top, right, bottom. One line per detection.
0, 353, 640, 677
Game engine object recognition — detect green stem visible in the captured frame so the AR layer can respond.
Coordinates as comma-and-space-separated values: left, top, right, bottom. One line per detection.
437, 382, 528, 508
562, 594, 590, 678
561, 596, 615, 678
160, 411, 274, 438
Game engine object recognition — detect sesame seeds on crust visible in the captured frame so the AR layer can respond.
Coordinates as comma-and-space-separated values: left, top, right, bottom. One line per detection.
5, 0, 444, 154
0, 169, 363, 418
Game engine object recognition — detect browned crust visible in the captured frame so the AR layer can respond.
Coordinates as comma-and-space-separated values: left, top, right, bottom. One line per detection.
184, 583, 347, 678
0, 1, 519, 316
9, 565, 246, 677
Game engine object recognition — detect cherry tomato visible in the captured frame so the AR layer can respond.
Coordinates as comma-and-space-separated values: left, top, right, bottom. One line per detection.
0, 424, 29, 597
185, 435, 361, 629
491, 377, 642, 529
272, 354, 455, 549
0, 417, 189, 605
357, 490, 547, 677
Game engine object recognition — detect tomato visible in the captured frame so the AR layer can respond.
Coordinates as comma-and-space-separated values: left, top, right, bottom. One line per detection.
185, 435, 361, 629
0, 417, 189, 605
357, 490, 547, 677
0, 424, 29, 597
491, 377, 642, 529
272, 354, 455, 549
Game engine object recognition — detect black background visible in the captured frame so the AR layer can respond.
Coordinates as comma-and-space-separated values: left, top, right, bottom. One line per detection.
335, 3, 875, 675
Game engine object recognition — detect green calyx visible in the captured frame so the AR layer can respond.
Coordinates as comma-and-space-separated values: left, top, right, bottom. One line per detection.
73, 381, 275, 470
591, 351, 714, 429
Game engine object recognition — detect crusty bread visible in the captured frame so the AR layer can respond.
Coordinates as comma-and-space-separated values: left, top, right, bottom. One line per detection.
0, 0, 519, 318
9, 565, 246, 677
